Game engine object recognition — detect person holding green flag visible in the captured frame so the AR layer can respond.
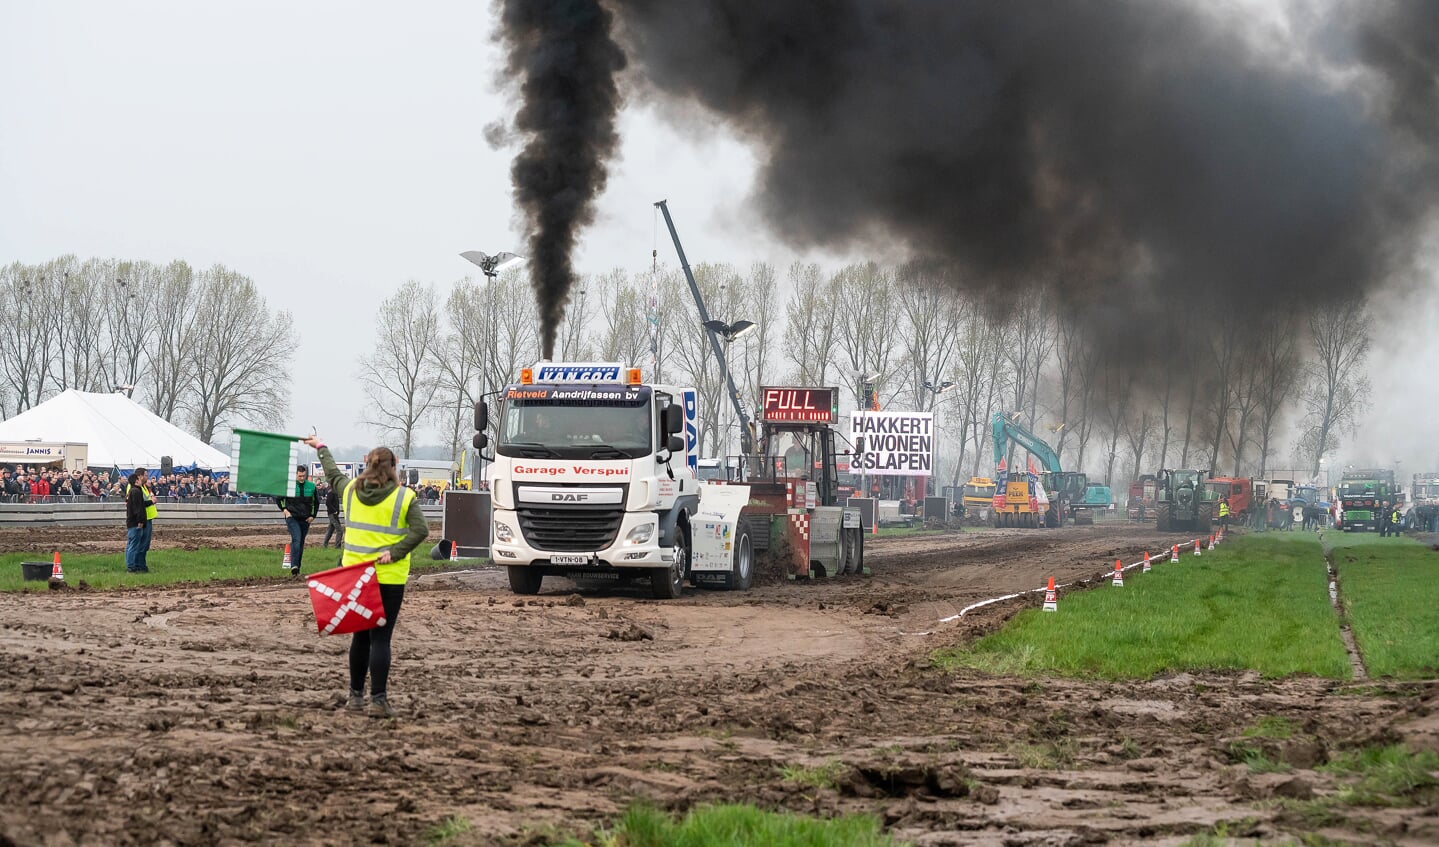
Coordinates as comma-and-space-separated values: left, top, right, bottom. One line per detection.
302, 435, 428, 719
276, 465, 319, 577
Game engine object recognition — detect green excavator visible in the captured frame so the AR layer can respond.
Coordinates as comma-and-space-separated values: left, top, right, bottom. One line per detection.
991, 412, 1093, 527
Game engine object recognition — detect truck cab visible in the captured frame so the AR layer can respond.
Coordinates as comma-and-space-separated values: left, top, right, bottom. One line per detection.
487, 362, 751, 598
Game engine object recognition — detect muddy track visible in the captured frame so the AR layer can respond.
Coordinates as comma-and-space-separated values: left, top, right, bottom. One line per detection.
0, 524, 292, 554
1, 524, 1435, 846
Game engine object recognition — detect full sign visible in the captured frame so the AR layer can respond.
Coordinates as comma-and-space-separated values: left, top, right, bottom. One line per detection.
759, 387, 837, 424
850, 411, 934, 476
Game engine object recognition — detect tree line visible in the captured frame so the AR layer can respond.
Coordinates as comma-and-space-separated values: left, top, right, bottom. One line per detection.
0, 257, 297, 442
368, 261, 1372, 486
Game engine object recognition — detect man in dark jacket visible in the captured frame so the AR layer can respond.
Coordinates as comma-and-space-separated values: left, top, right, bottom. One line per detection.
125, 469, 156, 573
277, 465, 319, 576
321, 480, 344, 549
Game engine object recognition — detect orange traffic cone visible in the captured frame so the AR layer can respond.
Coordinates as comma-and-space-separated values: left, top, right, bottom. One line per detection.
1170, 544, 1179, 563
1207, 534, 1215, 551
282, 543, 292, 570
450, 541, 459, 562
50, 551, 64, 581
1042, 577, 1058, 612
1193, 538, 1202, 557
1112, 558, 1124, 587
1142, 551, 1152, 573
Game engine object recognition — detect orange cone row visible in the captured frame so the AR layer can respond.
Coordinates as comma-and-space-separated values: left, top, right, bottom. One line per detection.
1044, 534, 1224, 611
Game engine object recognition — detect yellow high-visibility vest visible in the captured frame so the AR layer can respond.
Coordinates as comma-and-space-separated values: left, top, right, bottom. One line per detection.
127, 483, 158, 521
341, 484, 416, 584
1219, 501, 1230, 518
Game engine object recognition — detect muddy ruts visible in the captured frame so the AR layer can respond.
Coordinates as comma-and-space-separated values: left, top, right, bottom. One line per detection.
497, 0, 625, 358
609, 0, 1439, 334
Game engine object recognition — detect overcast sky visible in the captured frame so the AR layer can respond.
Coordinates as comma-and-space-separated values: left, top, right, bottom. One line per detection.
2, 1, 1435, 475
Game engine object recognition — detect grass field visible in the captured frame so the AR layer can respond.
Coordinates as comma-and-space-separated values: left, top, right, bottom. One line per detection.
1325, 531, 1439, 679
934, 534, 1352, 679
0, 542, 472, 592
554, 804, 903, 847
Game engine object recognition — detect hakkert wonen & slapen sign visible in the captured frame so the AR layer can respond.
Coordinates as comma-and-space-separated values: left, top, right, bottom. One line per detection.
850, 411, 934, 476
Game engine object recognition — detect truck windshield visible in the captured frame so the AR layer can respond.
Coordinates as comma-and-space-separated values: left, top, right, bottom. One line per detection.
1340, 482, 1374, 497
963, 484, 994, 499
497, 385, 653, 459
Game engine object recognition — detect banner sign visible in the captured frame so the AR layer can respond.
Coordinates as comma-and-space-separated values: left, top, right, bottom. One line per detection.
0, 441, 89, 470
850, 411, 934, 476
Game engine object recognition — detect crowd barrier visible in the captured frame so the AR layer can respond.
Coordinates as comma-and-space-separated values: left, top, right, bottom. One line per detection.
0, 501, 444, 528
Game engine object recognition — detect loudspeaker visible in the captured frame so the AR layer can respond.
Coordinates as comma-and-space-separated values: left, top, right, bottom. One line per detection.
160, 455, 174, 476
406, 468, 420, 486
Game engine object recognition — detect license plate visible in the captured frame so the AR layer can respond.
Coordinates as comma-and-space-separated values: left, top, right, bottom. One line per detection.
550, 554, 592, 565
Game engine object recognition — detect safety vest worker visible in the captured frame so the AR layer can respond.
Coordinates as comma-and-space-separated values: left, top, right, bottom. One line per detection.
308, 438, 429, 719
342, 481, 418, 582
126, 482, 158, 521
1219, 500, 1230, 519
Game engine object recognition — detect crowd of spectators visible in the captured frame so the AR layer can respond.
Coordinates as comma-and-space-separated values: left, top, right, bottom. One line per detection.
0, 464, 454, 505
0, 464, 244, 503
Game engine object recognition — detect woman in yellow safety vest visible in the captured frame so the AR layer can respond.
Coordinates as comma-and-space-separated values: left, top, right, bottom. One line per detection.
303, 435, 429, 719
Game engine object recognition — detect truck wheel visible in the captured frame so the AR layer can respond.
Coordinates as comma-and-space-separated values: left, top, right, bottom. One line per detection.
1197, 505, 1214, 534
507, 566, 542, 596
1156, 503, 1171, 532
849, 529, 865, 575
651, 522, 689, 599
726, 528, 753, 590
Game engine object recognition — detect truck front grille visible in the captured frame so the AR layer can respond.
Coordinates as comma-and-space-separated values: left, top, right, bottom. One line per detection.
517, 507, 624, 552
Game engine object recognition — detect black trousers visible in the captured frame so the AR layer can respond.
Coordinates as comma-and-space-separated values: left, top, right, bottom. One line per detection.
349, 583, 405, 697
323, 516, 344, 548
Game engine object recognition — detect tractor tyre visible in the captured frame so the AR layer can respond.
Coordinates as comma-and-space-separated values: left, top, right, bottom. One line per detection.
1156, 503, 1172, 533
1197, 505, 1214, 535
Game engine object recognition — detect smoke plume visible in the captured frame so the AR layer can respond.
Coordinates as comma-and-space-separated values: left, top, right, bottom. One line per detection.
604, 0, 1439, 332
496, 0, 625, 358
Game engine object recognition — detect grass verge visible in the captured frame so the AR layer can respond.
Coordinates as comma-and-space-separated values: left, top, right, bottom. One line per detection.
1324, 532, 1439, 678
0, 542, 468, 592
933, 534, 1350, 679
558, 804, 904, 847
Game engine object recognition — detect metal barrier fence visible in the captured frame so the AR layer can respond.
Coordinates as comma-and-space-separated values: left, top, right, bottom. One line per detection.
0, 501, 443, 528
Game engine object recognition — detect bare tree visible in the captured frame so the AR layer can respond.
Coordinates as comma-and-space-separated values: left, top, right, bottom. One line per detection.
1123, 408, 1156, 484
1252, 314, 1299, 477
896, 262, 962, 411
187, 266, 298, 443
358, 280, 440, 456
782, 262, 838, 386
432, 277, 487, 464
145, 261, 199, 422
1099, 357, 1134, 486
833, 262, 902, 410
595, 269, 651, 367
947, 296, 1007, 488
1297, 295, 1372, 475
0, 262, 56, 411
1005, 297, 1056, 429
736, 261, 779, 426
1204, 314, 1243, 472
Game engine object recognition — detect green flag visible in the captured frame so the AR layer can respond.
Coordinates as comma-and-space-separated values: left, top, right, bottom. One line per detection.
231, 429, 302, 497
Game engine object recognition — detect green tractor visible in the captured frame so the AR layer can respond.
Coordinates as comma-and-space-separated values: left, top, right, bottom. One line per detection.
1156, 469, 1215, 533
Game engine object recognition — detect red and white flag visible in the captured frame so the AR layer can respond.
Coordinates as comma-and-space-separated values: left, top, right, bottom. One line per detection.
307, 562, 387, 635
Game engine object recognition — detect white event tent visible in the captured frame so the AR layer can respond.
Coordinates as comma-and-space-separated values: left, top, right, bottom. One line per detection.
0, 390, 231, 472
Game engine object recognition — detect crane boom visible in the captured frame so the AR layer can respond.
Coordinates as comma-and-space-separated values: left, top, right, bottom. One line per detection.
992, 412, 1063, 473
654, 200, 755, 455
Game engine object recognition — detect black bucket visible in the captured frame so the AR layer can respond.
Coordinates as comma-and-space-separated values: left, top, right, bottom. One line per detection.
21, 561, 51, 581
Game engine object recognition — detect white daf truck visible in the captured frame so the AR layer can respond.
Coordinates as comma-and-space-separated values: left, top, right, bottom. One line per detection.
483, 362, 753, 599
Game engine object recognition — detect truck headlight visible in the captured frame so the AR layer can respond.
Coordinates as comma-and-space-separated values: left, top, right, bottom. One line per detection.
625, 523, 655, 545
494, 521, 514, 543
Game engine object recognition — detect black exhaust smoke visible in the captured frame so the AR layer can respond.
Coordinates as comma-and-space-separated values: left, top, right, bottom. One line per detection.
495, 0, 625, 358
605, 0, 1439, 327
497, 1, 1438, 358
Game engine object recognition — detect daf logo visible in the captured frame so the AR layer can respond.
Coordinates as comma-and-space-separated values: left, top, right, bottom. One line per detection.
551, 492, 589, 502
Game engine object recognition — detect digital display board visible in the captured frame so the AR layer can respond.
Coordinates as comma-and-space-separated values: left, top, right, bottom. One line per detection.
760, 387, 837, 424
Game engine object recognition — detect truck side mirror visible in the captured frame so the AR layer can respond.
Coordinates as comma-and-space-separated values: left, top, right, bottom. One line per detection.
472, 432, 488, 451
474, 401, 488, 432
667, 434, 684, 453
854, 436, 866, 454
663, 405, 683, 434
